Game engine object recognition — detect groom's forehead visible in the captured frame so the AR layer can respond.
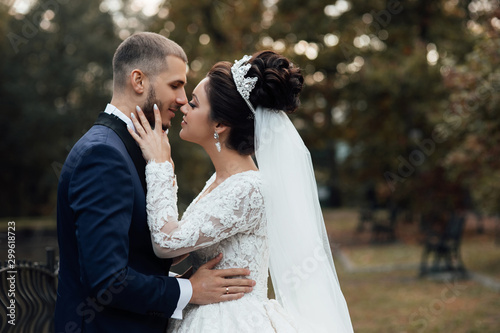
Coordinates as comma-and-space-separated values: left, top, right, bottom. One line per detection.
161, 56, 187, 81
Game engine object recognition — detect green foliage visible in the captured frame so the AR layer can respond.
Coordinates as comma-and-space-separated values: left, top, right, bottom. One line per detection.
441, 28, 500, 214
265, 0, 476, 211
0, 0, 119, 216
1, 0, 499, 219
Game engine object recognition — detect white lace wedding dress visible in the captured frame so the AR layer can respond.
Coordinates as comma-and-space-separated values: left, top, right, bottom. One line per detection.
145, 161, 299, 333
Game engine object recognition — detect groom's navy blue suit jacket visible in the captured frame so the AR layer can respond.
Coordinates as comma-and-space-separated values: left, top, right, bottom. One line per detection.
55, 112, 180, 333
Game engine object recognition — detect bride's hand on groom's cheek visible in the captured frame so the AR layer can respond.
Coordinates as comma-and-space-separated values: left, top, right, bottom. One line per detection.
188, 253, 255, 305
128, 105, 172, 164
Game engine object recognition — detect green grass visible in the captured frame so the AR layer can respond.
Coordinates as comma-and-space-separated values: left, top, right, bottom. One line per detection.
343, 243, 421, 268
324, 208, 500, 333
462, 238, 500, 280
339, 268, 500, 333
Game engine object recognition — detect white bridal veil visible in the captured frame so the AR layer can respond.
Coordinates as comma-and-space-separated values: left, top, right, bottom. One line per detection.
254, 107, 354, 332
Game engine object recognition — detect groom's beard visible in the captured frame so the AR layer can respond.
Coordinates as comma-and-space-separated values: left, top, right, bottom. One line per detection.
142, 86, 166, 130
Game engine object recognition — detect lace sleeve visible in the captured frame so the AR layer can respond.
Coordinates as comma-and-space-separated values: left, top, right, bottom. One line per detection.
145, 161, 264, 258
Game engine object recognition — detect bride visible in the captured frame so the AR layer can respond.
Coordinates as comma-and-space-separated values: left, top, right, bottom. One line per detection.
128, 51, 353, 332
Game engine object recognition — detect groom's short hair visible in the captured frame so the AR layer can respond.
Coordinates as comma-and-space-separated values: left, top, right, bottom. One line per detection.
113, 32, 187, 91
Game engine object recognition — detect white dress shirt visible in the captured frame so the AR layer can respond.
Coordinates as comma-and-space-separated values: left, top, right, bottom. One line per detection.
104, 103, 192, 319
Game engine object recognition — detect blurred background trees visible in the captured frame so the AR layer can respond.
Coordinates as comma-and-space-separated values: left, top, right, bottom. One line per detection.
1, 0, 499, 221
441, 19, 500, 215
1, 0, 119, 215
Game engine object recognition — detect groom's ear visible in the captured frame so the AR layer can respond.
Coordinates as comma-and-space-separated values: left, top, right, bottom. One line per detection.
130, 69, 146, 94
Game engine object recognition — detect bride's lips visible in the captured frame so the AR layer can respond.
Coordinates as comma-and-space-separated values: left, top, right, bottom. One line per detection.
181, 117, 187, 125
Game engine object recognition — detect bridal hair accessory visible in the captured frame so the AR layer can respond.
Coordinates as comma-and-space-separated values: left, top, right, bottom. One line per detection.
214, 131, 221, 152
231, 55, 258, 114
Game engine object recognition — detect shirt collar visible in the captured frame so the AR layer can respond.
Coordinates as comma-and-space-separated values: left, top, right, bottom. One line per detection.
104, 103, 135, 132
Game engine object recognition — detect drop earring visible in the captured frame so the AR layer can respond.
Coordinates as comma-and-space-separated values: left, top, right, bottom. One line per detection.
214, 131, 221, 152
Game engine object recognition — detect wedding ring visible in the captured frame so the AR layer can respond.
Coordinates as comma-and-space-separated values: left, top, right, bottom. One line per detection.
226, 287, 229, 294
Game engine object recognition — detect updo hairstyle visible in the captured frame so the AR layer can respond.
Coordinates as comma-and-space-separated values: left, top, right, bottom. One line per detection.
205, 50, 303, 155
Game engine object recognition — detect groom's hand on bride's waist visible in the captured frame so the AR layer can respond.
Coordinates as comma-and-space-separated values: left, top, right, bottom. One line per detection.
188, 253, 255, 305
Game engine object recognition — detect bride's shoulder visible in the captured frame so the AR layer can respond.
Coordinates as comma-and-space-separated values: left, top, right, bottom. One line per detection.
223, 171, 264, 207
237, 170, 261, 180
234, 170, 262, 191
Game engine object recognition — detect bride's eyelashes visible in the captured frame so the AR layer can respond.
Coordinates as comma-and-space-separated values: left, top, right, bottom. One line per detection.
188, 101, 197, 108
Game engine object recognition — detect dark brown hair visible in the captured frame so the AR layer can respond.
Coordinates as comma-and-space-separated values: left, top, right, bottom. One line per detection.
205, 51, 303, 155
112, 32, 187, 91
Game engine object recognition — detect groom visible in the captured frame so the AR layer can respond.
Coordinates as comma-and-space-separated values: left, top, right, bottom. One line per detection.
55, 32, 254, 333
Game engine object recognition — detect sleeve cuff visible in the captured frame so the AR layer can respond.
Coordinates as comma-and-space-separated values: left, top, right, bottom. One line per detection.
171, 278, 192, 319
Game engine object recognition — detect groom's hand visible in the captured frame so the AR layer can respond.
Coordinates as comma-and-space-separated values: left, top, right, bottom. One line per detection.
189, 253, 255, 305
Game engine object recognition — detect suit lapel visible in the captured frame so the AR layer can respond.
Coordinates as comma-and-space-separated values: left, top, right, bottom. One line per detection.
94, 112, 147, 193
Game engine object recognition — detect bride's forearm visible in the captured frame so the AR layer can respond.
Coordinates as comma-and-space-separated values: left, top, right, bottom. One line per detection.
145, 160, 179, 230
151, 238, 192, 258
145, 159, 184, 258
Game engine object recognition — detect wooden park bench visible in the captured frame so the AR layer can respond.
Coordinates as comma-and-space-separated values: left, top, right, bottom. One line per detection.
0, 248, 57, 333
371, 207, 398, 243
356, 207, 374, 233
419, 212, 467, 277
357, 207, 399, 243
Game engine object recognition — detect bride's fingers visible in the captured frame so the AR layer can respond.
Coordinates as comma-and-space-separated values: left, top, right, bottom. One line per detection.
135, 106, 153, 134
130, 112, 147, 138
153, 104, 162, 133
127, 126, 142, 143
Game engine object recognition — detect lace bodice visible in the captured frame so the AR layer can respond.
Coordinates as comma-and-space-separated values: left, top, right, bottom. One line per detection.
145, 162, 269, 299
